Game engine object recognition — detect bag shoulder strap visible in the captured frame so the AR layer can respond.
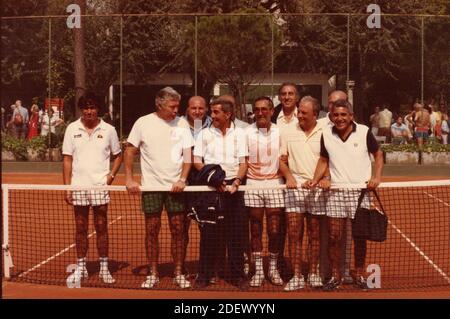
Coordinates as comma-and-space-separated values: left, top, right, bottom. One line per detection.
357, 189, 388, 218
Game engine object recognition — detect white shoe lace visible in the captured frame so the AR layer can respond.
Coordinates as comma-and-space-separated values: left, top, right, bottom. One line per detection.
174, 274, 191, 289
249, 272, 265, 287
141, 275, 159, 289
268, 269, 284, 286
307, 273, 323, 287
99, 268, 116, 284
284, 276, 305, 291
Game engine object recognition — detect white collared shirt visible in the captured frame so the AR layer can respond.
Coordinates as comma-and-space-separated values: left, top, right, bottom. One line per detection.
128, 113, 194, 187
317, 112, 333, 128
276, 108, 298, 135
194, 122, 247, 179
280, 122, 322, 180
62, 119, 121, 186
246, 123, 281, 180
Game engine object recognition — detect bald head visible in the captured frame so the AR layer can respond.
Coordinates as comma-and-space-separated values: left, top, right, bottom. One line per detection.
188, 96, 206, 107
186, 95, 208, 124
328, 90, 347, 112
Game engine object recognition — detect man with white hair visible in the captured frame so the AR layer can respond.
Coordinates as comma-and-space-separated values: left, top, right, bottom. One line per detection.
125, 87, 194, 289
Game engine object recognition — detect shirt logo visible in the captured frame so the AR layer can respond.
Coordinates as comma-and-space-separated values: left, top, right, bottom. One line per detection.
354, 143, 358, 147
74, 134, 82, 138
97, 134, 103, 139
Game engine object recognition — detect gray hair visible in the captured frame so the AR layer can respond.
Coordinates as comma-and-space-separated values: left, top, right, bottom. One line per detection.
299, 96, 321, 116
155, 86, 181, 109
278, 82, 299, 96
210, 98, 234, 115
332, 99, 354, 114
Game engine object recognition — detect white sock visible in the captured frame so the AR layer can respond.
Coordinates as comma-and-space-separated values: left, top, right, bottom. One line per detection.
253, 252, 263, 273
99, 257, 109, 272
269, 253, 278, 273
77, 257, 86, 268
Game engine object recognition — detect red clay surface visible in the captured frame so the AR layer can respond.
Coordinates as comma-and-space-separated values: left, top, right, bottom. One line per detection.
2, 173, 450, 299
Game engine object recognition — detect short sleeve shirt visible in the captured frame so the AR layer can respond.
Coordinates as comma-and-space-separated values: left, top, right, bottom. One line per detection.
127, 113, 194, 187
194, 123, 247, 179
246, 123, 281, 180
280, 122, 323, 180
62, 119, 121, 186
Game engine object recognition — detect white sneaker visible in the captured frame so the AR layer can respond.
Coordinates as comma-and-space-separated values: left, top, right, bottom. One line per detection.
307, 273, 323, 288
79, 265, 88, 279
268, 269, 284, 286
174, 274, 191, 289
99, 269, 116, 284
141, 274, 159, 289
249, 271, 265, 287
284, 275, 305, 291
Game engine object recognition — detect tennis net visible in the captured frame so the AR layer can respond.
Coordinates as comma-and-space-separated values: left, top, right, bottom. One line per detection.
2, 180, 450, 292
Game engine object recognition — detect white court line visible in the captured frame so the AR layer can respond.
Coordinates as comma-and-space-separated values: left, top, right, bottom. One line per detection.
18, 215, 123, 278
423, 191, 450, 208
388, 219, 450, 285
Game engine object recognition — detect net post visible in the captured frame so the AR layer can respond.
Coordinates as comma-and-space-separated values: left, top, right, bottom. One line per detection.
2, 185, 14, 279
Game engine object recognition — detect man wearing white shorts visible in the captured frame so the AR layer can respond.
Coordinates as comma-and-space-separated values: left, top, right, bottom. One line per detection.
244, 96, 284, 287
279, 96, 329, 291
63, 92, 122, 285
308, 99, 383, 291
125, 87, 193, 289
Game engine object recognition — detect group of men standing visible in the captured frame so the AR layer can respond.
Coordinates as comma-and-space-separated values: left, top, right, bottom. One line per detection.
64, 84, 383, 291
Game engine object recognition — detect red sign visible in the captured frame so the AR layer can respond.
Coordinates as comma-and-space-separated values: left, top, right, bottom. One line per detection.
44, 98, 64, 112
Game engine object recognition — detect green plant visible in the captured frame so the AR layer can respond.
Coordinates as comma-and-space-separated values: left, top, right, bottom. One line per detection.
422, 143, 450, 153
44, 132, 62, 149
381, 143, 419, 153
1, 133, 27, 160
27, 135, 47, 156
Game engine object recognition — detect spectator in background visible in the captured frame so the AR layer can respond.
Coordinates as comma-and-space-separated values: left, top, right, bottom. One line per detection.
369, 106, 380, 136
441, 113, 449, 145
27, 104, 40, 140
430, 104, 442, 138
10, 100, 29, 139
41, 108, 64, 136
406, 103, 431, 149
378, 104, 393, 143
390, 115, 411, 144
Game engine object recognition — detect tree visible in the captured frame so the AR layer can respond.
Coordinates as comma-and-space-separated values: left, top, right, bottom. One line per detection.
193, 8, 280, 118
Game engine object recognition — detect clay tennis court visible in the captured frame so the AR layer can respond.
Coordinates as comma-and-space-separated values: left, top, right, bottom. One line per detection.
2, 173, 450, 299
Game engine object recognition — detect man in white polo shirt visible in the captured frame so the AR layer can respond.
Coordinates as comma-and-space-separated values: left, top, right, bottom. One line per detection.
275, 83, 299, 135
244, 96, 285, 287
193, 98, 249, 290
125, 87, 193, 289
308, 99, 383, 291
279, 96, 329, 291
63, 92, 122, 285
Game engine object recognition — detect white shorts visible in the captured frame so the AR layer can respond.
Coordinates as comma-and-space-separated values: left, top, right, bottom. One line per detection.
72, 190, 110, 206
326, 189, 370, 219
285, 186, 328, 215
244, 178, 285, 208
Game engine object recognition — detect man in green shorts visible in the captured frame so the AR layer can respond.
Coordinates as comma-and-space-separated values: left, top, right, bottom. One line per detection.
125, 87, 194, 289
